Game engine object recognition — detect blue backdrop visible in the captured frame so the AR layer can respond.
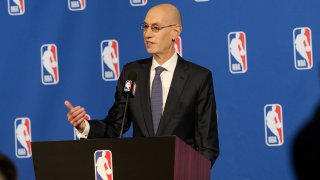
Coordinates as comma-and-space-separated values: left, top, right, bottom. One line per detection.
1, 0, 319, 179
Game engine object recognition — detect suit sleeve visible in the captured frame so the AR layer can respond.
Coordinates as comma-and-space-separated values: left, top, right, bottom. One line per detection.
88, 65, 132, 138
195, 71, 219, 166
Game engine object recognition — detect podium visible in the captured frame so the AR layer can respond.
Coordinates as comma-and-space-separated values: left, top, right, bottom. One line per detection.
31, 136, 210, 180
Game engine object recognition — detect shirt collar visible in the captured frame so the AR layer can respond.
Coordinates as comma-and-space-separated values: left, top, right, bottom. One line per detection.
151, 53, 178, 73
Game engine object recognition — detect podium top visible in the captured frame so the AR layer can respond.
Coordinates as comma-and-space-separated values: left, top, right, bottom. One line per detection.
32, 136, 210, 180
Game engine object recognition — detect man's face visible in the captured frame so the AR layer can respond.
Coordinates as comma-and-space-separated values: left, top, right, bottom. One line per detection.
143, 9, 175, 57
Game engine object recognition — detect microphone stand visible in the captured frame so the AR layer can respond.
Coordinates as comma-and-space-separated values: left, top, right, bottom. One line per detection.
119, 94, 129, 138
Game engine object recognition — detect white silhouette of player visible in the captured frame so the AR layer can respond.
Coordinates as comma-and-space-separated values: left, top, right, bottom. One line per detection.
230, 32, 246, 69
42, 45, 57, 82
102, 42, 118, 77
96, 151, 112, 180
294, 28, 311, 67
13, 0, 23, 11
266, 105, 282, 142
16, 119, 31, 155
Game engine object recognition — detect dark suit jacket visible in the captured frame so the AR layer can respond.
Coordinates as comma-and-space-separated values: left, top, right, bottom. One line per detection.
88, 55, 219, 165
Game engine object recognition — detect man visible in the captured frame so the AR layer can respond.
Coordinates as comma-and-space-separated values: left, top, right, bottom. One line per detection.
0, 152, 18, 180
292, 102, 320, 179
65, 3, 219, 166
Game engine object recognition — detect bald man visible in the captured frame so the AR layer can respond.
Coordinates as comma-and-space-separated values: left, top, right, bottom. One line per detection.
65, 3, 219, 166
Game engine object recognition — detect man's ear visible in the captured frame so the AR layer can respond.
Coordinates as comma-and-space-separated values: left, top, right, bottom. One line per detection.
172, 25, 182, 41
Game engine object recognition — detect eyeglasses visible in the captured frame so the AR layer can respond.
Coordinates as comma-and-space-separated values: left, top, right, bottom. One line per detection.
141, 23, 177, 33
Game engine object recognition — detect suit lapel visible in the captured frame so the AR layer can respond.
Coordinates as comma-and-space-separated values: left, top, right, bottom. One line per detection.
139, 58, 155, 136
156, 56, 188, 135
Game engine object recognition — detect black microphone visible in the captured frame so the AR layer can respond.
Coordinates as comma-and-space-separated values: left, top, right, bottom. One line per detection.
119, 72, 137, 138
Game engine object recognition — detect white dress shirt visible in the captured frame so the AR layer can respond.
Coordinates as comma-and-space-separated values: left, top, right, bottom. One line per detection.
150, 53, 178, 112
77, 53, 178, 139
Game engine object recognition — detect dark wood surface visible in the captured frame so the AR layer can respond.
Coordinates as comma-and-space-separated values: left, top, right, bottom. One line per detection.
32, 136, 210, 180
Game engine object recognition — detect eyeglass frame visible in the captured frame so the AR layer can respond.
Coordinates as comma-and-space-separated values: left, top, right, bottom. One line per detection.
141, 23, 178, 33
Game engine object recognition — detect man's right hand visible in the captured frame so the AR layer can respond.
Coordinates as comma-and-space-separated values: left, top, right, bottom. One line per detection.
64, 100, 88, 133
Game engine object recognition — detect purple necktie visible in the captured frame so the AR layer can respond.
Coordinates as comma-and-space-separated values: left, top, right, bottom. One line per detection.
151, 66, 166, 134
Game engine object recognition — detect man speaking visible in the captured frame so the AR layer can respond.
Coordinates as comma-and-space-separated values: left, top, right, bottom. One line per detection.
65, 3, 219, 166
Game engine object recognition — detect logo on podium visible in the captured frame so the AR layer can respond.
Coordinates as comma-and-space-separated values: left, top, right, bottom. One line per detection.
94, 150, 113, 180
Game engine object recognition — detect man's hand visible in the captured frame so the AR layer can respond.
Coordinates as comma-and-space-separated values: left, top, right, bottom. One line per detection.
64, 100, 88, 133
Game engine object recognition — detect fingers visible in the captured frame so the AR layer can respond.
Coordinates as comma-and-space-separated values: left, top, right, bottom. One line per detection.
65, 100, 87, 131
67, 107, 86, 123
69, 108, 86, 123
64, 100, 74, 110
73, 117, 85, 129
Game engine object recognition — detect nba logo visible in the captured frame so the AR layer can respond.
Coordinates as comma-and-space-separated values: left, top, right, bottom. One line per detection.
7, 0, 25, 15
124, 80, 132, 93
228, 31, 247, 74
293, 27, 313, 70
41, 44, 59, 85
101, 40, 120, 81
175, 36, 182, 57
94, 150, 113, 180
264, 104, 284, 146
15, 117, 32, 158
74, 114, 90, 140
130, 0, 147, 6
68, 0, 86, 11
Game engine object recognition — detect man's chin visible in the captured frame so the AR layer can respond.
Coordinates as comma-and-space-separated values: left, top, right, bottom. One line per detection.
146, 49, 157, 54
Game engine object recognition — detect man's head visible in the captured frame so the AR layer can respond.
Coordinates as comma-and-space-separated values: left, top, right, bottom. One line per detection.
0, 153, 17, 180
143, 4, 182, 61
